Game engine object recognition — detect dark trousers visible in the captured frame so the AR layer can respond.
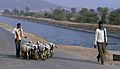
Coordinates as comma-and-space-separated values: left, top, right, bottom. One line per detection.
97, 42, 105, 64
15, 39, 21, 57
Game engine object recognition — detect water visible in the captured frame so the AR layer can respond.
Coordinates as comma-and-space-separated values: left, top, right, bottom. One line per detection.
0, 16, 120, 51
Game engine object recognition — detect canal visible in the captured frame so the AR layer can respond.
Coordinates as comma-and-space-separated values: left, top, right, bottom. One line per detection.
0, 16, 120, 51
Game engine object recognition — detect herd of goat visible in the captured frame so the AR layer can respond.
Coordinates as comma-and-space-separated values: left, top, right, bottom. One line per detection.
21, 41, 57, 60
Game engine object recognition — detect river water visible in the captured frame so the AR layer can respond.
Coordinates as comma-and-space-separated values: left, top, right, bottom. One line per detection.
0, 16, 120, 51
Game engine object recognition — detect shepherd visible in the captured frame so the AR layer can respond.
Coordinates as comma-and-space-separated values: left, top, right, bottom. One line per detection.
94, 21, 108, 65
12, 23, 27, 57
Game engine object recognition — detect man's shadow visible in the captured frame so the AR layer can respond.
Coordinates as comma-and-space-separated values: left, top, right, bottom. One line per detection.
0, 53, 17, 59
53, 56, 97, 64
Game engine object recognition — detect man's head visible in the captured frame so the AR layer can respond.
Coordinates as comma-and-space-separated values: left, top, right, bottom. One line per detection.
17, 23, 21, 28
98, 21, 103, 29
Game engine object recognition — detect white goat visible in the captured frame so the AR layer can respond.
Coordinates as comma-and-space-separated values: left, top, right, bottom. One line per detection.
21, 44, 31, 60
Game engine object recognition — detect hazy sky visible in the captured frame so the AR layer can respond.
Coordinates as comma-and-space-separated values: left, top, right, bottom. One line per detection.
45, 0, 120, 9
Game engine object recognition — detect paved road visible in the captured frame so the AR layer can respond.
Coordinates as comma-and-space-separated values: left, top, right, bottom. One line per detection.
0, 28, 119, 69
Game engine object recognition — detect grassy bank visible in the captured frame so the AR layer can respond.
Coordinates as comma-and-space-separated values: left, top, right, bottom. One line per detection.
2, 15, 120, 36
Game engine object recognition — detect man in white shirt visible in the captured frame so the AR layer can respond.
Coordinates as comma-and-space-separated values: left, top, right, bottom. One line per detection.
94, 21, 107, 65
12, 23, 26, 57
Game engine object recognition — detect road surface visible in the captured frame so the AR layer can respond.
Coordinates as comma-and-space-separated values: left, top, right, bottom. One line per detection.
0, 27, 119, 69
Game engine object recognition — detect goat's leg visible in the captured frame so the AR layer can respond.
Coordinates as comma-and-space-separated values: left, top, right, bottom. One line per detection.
27, 52, 29, 60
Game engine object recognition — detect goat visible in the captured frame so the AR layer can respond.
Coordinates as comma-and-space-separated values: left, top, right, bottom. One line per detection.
48, 43, 57, 58
21, 44, 31, 60
21, 41, 39, 60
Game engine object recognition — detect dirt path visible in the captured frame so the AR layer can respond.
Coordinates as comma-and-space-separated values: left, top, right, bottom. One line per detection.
0, 22, 120, 69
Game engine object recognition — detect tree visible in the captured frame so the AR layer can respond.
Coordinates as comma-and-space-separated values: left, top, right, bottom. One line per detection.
25, 7, 30, 13
79, 8, 88, 14
13, 8, 19, 15
19, 10, 25, 15
108, 8, 120, 25
29, 12, 36, 17
97, 7, 109, 23
71, 8, 76, 13
52, 7, 67, 20
24, 7, 30, 16
44, 11, 50, 18
66, 13, 73, 21
3, 9, 10, 14
77, 8, 98, 23
90, 9, 95, 13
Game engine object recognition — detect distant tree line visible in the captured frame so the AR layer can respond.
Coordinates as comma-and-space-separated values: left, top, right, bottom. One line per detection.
3, 7, 120, 25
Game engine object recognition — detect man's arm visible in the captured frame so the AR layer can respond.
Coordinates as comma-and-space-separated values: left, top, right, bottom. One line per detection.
104, 28, 108, 45
21, 29, 24, 37
21, 28, 27, 38
105, 28, 107, 43
94, 29, 98, 48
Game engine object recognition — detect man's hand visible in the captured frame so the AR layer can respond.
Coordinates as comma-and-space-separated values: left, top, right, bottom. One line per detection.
24, 36, 27, 39
94, 45, 96, 48
105, 43, 108, 48
93, 42, 97, 48
106, 43, 108, 45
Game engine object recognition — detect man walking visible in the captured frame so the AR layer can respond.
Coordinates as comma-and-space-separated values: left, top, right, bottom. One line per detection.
94, 21, 108, 65
12, 23, 26, 57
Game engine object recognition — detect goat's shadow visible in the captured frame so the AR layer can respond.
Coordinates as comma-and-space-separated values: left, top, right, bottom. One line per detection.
0, 53, 17, 59
53, 56, 97, 64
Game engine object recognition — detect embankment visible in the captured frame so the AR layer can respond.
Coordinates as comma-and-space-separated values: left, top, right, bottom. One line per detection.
0, 22, 120, 67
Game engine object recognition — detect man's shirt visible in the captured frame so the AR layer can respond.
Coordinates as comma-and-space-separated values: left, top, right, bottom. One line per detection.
12, 28, 24, 40
94, 28, 107, 45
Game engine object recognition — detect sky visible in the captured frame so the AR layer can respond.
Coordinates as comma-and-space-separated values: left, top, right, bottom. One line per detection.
45, 0, 120, 9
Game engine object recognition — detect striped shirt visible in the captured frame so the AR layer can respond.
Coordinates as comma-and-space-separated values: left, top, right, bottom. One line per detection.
12, 28, 24, 40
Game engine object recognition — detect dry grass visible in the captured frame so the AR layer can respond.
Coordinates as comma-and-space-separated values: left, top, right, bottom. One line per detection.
24, 32, 48, 43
